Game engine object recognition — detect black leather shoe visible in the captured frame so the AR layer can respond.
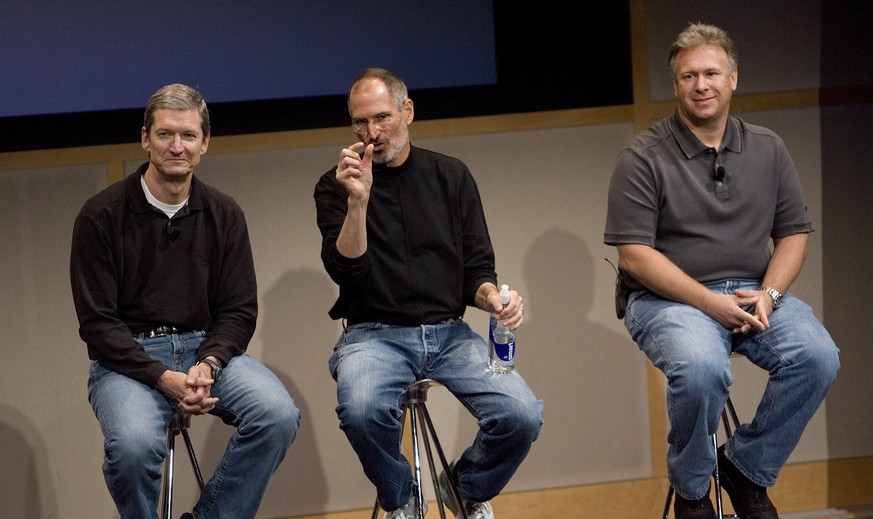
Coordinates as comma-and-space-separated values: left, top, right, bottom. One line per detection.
179, 513, 194, 519
675, 492, 715, 519
718, 445, 779, 519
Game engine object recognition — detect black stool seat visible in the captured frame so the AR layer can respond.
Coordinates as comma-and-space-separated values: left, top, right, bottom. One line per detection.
162, 410, 204, 519
372, 379, 467, 519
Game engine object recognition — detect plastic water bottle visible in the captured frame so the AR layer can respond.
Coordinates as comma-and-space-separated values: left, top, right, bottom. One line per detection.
489, 284, 516, 373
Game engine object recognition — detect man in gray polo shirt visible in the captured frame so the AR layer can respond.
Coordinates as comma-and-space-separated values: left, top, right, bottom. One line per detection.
604, 23, 839, 519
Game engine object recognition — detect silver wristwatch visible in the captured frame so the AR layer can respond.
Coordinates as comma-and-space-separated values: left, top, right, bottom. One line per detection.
760, 286, 783, 309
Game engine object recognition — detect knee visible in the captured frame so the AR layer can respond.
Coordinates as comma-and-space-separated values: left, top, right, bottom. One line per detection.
670, 356, 729, 397
805, 342, 841, 388
261, 396, 302, 448
336, 393, 395, 434
490, 397, 544, 444
516, 399, 544, 443
104, 427, 164, 473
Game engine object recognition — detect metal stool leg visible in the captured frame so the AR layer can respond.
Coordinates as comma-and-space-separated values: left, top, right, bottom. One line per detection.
408, 400, 427, 519
372, 380, 467, 519
417, 399, 470, 519
712, 432, 725, 519
662, 486, 674, 519
163, 422, 178, 519
162, 412, 204, 519
661, 396, 738, 519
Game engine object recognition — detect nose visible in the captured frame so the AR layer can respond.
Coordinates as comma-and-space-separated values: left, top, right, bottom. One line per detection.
169, 134, 185, 152
363, 120, 382, 135
694, 75, 709, 91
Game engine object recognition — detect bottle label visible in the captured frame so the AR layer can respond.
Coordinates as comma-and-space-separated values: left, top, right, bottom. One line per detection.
489, 314, 515, 371
493, 337, 515, 361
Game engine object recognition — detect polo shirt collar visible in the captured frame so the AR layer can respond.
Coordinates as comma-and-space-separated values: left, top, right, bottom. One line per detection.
668, 110, 743, 158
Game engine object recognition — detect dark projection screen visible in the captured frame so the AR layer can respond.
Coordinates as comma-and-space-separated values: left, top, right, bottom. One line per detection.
0, 2, 631, 152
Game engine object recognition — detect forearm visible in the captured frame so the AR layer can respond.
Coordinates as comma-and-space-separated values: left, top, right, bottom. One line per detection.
761, 233, 808, 294
617, 243, 715, 311
335, 197, 368, 259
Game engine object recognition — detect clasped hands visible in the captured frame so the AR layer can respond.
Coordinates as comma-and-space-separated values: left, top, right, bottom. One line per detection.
157, 362, 219, 415
715, 288, 774, 335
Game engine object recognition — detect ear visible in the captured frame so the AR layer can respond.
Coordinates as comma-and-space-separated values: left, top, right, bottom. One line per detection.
201, 134, 210, 155
730, 68, 738, 93
141, 126, 149, 152
402, 98, 414, 124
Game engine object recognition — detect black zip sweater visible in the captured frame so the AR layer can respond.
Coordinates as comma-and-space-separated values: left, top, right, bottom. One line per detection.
314, 145, 497, 326
70, 164, 257, 387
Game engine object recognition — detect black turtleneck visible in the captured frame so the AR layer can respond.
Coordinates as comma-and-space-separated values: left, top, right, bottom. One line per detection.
314, 145, 497, 326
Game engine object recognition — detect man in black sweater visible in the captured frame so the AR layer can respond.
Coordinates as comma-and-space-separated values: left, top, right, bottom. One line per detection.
70, 83, 300, 519
314, 68, 543, 519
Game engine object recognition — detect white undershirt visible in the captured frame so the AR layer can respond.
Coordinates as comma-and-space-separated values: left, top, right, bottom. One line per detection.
141, 175, 188, 218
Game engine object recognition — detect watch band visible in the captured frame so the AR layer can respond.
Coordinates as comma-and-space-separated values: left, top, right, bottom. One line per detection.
198, 358, 222, 380
760, 286, 783, 309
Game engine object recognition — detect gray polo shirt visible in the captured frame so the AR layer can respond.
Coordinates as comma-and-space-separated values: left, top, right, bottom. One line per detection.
604, 111, 812, 287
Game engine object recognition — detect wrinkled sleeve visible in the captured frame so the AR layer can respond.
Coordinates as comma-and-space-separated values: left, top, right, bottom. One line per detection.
196, 207, 258, 366
70, 212, 168, 387
604, 148, 659, 247
459, 169, 497, 307
772, 139, 814, 238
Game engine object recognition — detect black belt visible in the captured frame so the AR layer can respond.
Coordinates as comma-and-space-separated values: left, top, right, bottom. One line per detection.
136, 326, 184, 339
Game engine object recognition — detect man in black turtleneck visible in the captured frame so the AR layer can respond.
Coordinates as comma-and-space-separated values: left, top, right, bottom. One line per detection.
314, 68, 543, 519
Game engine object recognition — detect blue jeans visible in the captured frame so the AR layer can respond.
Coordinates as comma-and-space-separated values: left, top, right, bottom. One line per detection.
88, 331, 300, 519
625, 281, 839, 500
328, 319, 543, 511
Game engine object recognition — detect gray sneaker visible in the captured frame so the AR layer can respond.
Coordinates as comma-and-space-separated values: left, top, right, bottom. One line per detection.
383, 487, 428, 519
438, 459, 495, 519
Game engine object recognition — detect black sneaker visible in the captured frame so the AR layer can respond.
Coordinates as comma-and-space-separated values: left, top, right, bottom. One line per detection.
718, 445, 779, 519
674, 492, 715, 519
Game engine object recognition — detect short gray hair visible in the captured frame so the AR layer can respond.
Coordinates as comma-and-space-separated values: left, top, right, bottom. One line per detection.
668, 23, 738, 76
143, 83, 210, 137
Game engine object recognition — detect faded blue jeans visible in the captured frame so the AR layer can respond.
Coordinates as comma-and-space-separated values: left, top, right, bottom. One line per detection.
88, 331, 300, 519
329, 319, 543, 511
625, 281, 839, 501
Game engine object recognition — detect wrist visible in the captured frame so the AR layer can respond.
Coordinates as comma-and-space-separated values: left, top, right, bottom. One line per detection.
197, 358, 223, 381
759, 286, 783, 309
